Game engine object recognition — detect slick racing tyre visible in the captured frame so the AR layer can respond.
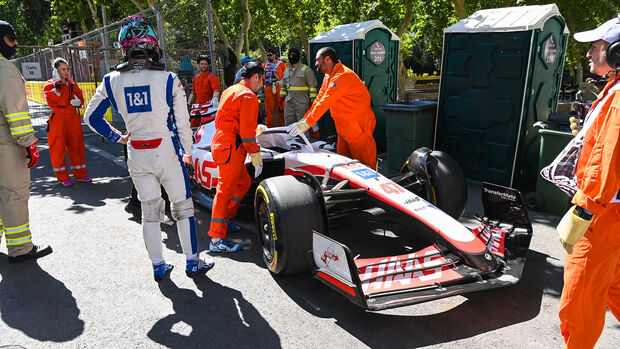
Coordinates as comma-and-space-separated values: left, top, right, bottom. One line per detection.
254, 175, 324, 275
404, 149, 467, 220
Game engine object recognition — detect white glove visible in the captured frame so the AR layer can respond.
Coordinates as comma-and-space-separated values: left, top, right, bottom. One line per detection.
249, 152, 263, 177
287, 119, 310, 138
211, 97, 219, 108
53, 68, 61, 82
255, 124, 268, 136
70, 96, 81, 107
272, 85, 277, 94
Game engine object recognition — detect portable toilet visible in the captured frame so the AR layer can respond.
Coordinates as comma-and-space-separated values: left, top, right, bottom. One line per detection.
434, 4, 569, 188
309, 19, 400, 151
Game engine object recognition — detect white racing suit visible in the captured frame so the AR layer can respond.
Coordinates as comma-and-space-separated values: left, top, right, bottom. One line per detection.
83, 68, 198, 262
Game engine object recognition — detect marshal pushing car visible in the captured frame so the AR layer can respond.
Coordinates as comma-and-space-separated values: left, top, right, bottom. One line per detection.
191, 118, 533, 310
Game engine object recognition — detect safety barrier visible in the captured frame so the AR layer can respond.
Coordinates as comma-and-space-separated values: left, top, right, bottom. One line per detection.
25, 81, 113, 122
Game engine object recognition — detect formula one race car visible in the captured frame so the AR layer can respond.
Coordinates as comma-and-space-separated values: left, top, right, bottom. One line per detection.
191, 119, 533, 311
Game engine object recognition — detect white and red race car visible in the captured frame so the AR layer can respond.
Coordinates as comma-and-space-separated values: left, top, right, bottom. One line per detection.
191, 115, 533, 310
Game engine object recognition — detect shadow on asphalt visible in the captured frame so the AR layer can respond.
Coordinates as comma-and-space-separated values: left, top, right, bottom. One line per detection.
270, 249, 563, 348
0, 255, 84, 342
159, 209, 267, 270
148, 277, 280, 348
27, 145, 131, 215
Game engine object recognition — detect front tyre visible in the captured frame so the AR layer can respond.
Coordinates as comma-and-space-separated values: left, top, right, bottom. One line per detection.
254, 175, 324, 275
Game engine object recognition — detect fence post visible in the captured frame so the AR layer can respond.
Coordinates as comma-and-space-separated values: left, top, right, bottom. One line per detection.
155, 8, 166, 63
100, 5, 110, 74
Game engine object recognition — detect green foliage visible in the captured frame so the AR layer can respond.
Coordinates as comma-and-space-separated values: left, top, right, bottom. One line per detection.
6, 0, 620, 75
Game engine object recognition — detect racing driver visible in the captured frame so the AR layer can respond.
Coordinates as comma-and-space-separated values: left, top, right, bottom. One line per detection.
84, 15, 213, 281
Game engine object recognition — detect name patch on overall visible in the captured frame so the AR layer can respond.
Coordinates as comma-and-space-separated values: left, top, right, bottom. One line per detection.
124, 85, 152, 113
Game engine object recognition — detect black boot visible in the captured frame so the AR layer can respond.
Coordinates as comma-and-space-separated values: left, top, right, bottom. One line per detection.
8, 244, 53, 263
124, 199, 142, 219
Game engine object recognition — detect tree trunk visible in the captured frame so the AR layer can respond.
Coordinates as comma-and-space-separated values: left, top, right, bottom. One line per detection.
252, 28, 267, 63
129, 0, 144, 11
297, 17, 309, 64
210, 1, 231, 48
85, 0, 101, 28
397, 1, 414, 101
451, 0, 466, 19
236, 0, 252, 64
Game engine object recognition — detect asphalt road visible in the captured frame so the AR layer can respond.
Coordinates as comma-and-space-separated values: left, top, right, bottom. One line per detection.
1, 116, 618, 348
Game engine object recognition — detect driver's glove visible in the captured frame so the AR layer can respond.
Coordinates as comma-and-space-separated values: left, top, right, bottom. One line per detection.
211, 96, 219, 109
287, 119, 310, 138
249, 152, 263, 177
557, 205, 593, 254
255, 124, 268, 136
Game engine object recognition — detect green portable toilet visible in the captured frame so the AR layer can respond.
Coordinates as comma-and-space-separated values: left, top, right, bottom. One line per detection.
435, 4, 569, 188
309, 20, 400, 151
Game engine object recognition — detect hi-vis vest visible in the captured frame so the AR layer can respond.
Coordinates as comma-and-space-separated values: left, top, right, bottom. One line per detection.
280, 64, 317, 99
264, 60, 282, 86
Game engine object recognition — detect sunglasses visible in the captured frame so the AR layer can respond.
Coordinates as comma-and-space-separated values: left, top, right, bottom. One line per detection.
266, 54, 273, 57
5, 34, 17, 43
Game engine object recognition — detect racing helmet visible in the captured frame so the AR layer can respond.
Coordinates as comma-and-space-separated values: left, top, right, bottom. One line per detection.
118, 15, 161, 61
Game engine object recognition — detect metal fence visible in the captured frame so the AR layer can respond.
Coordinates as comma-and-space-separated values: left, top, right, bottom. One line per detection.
11, 0, 223, 128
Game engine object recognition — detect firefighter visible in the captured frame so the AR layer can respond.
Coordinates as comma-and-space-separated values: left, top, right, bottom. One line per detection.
280, 48, 317, 133
288, 47, 377, 169
187, 55, 220, 128
0, 20, 52, 263
554, 15, 620, 348
263, 48, 287, 128
83, 15, 213, 281
43, 57, 91, 186
207, 62, 265, 253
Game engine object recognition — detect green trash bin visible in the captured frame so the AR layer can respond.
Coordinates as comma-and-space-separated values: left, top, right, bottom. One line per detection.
382, 101, 437, 174
536, 129, 573, 215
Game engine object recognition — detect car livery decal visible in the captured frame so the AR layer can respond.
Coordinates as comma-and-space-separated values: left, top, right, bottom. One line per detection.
331, 163, 485, 254
355, 246, 462, 295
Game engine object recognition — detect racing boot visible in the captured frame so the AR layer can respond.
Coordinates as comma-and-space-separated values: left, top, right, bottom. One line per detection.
209, 238, 243, 253
227, 219, 241, 233
186, 257, 215, 278
153, 262, 173, 282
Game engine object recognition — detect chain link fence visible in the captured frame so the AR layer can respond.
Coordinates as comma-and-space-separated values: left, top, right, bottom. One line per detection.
11, 0, 224, 129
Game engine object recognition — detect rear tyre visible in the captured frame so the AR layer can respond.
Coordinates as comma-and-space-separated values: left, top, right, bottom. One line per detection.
405, 150, 467, 219
254, 175, 324, 275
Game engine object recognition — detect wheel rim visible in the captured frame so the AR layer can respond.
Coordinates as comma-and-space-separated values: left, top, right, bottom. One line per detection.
256, 194, 275, 266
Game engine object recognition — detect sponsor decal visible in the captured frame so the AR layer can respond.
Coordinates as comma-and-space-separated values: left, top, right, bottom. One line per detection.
320, 246, 340, 266
483, 187, 517, 202
351, 168, 378, 179
472, 222, 507, 257
380, 182, 405, 195
356, 246, 461, 295
342, 163, 363, 170
404, 197, 421, 205
124, 85, 152, 113
194, 158, 218, 189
